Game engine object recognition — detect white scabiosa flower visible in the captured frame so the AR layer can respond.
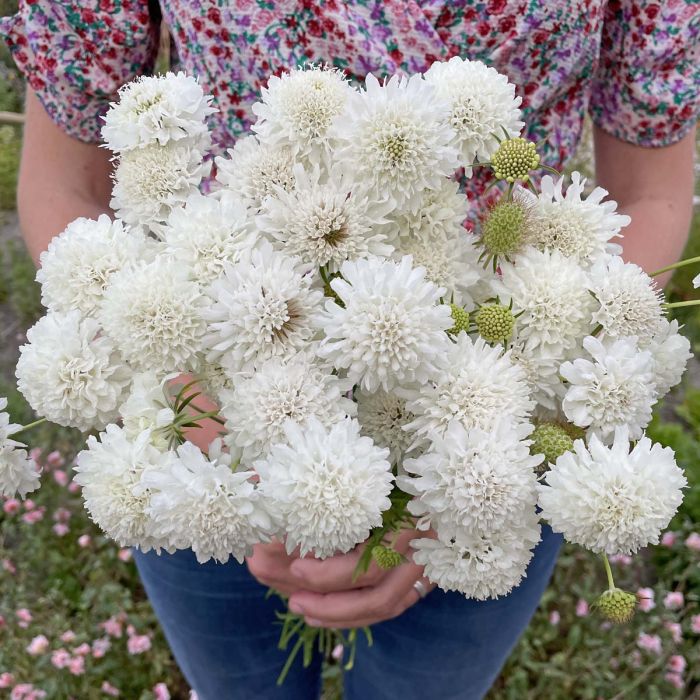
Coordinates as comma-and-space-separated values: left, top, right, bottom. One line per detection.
256, 417, 393, 558
494, 247, 596, 354
119, 373, 177, 448
332, 73, 460, 210
642, 319, 692, 397
538, 428, 686, 555
220, 353, 355, 462
144, 441, 275, 564
318, 256, 453, 392
411, 512, 541, 600
401, 334, 534, 447
36, 215, 154, 316
99, 257, 206, 374
16, 311, 131, 432
0, 398, 40, 498
560, 335, 656, 442
589, 255, 665, 340
424, 57, 523, 172
355, 388, 417, 467
101, 72, 215, 152
202, 241, 325, 373
521, 172, 629, 263
111, 140, 211, 231
163, 191, 256, 285
402, 419, 541, 537
215, 136, 297, 211
509, 342, 565, 411
252, 65, 352, 161
257, 166, 394, 271
74, 425, 171, 550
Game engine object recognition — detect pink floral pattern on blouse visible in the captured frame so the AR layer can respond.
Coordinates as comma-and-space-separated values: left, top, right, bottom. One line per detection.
2, 1, 699, 169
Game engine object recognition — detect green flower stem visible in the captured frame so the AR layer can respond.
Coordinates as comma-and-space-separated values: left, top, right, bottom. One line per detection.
663, 299, 700, 309
185, 403, 226, 426
649, 255, 700, 278
602, 554, 615, 591
9, 417, 46, 436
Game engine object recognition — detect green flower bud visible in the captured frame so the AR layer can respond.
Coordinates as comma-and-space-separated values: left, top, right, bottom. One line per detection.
530, 423, 574, 467
448, 304, 470, 336
475, 304, 515, 344
491, 137, 540, 183
481, 201, 527, 258
372, 545, 404, 570
594, 588, 637, 624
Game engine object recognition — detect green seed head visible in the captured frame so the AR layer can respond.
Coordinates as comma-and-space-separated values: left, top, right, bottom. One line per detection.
491, 137, 541, 183
372, 545, 404, 570
482, 201, 527, 257
475, 304, 515, 344
594, 588, 637, 624
448, 304, 470, 336
530, 423, 575, 468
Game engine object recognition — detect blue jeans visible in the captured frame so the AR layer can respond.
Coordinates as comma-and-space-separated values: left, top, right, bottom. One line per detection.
134, 527, 562, 700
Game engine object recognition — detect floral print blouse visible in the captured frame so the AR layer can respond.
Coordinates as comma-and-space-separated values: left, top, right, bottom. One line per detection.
2, 1, 699, 173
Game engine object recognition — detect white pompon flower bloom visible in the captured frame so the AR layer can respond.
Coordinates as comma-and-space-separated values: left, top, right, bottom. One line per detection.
220, 353, 355, 462
424, 57, 523, 171
521, 172, 629, 263
100, 257, 207, 374
256, 417, 393, 558
163, 191, 256, 285
589, 255, 665, 341
411, 511, 541, 600
0, 398, 40, 498
355, 388, 417, 467
202, 241, 325, 373
560, 335, 656, 442
101, 72, 215, 152
494, 247, 596, 354
144, 441, 275, 564
215, 136, 297, 211
318, 256, 453, 392
119, 374, 177, 448
111, 140, 211, 231
257, 166, 394, 271
252, 65, 352, 161
332, 73, 460, 209
538, 428, 686, 555
509, 342, 565, 412
36, 215, 154, 316
642, 319, 692, 397
16, 311, 131, 432
693, 273, 699, 289
74, 425, 171, 550
401, 334, 534, 447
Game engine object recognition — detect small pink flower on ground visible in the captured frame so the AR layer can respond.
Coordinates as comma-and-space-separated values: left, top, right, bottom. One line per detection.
22, 509, 45, 525
101, 681, 120, 697
92, 637, 111, 658
0, 673, 14, 688
189, 692, 199, 700
16, 608, 32, 627
153, 682, 171, 700
101, 617, 123, 638
53, 508, 70, 523
331, 644, 344, 661
3, 499, 20, 515
637, 632, 662, 655
2, 559, 16, 575
52, 524, 69, 537
51, 649, 71, 669
72, 643, 91, 656
667, 655, 686, 673
52, 471, 69, 487
77, 535, 91, 548
685, 532, 700, 551
68, 655, 85, 676
664, 621, 683, 644
609, 553, 632, 566
636, 587, 655, 612
23, 499, 35, 511
661, 531, 676, 547
11, 684, 35, 700
575, 599, 589, 617
630, 650, 642, 668
26, 635, 49, 655
68, 482, 80, 494
663, 591, 684, 610
127, 634, 152, 655
46, 451, 65, 468
29, 447, 42, 463
664, 672, 684, 690
126, 624, 136, 637
0, 615, 5, 628
60, 631, 76, 643
118, 549, 132, 562
691, 614, 700, 634
548, 610, 560, 625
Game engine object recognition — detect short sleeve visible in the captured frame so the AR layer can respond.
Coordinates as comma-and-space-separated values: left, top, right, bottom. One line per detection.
0, 1, 161, 143
589, 0, 700, 147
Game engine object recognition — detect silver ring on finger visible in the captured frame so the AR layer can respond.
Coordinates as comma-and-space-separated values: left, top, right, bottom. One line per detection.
413, 579, 429, 599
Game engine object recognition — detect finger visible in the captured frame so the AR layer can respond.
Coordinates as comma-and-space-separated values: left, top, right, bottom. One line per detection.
291, 558, 425, 625
289, 547, 385, 593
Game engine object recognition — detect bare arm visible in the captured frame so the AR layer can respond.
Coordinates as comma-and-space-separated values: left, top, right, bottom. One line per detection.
594, 125, 696, 285
17, 89, 113, 264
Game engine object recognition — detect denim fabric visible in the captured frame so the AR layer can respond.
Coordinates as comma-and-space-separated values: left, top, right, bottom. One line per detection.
134, 526, 562, 700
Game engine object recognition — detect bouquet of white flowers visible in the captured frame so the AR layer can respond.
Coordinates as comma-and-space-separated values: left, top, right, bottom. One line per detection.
2, 60, 697, 678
